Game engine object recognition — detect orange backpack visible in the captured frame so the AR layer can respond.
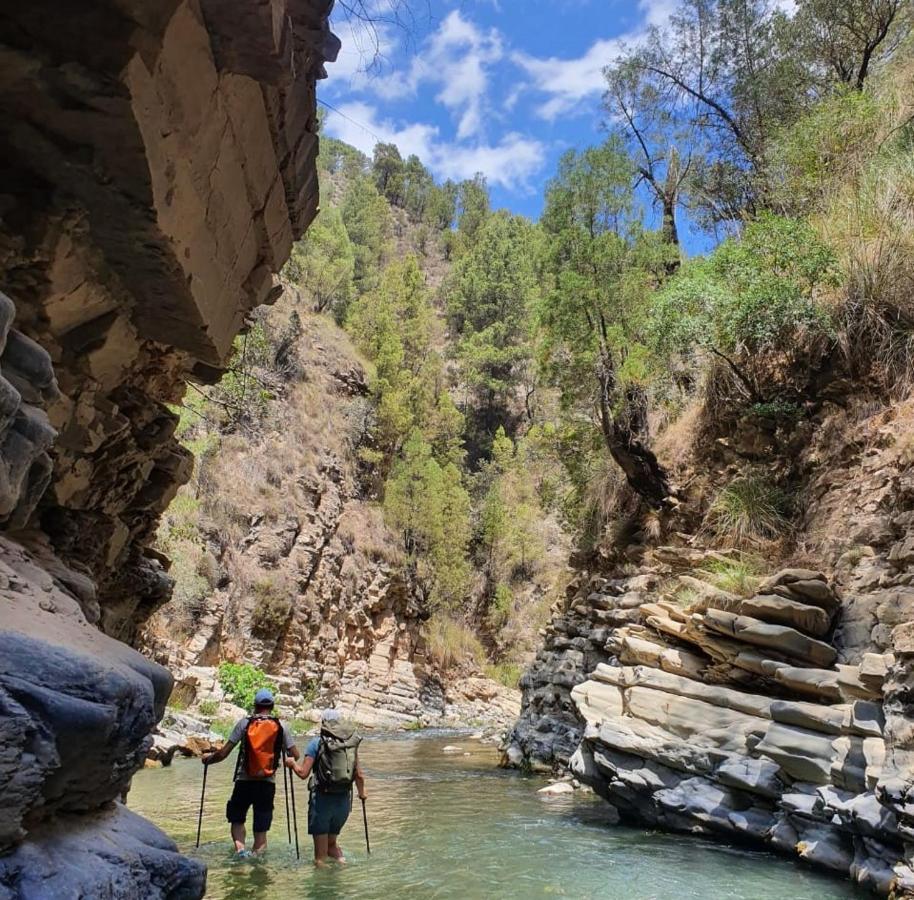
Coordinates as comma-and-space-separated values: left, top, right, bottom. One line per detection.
240, 715, 283, 778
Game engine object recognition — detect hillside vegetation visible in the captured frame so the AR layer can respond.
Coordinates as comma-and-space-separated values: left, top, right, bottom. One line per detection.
150, 0, 913, 700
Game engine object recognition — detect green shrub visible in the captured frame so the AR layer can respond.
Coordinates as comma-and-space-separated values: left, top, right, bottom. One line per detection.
705, 473, 791, 546
748, 399, 803, 423
218, 662, 271, 709
210, 717, 236, 740
698, 557, 764, 598
484, 661, 523, 689
197, 699, 219, 718
250, 578, 292, 636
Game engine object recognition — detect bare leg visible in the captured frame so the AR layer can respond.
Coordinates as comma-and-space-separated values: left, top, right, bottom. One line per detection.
252, 831, 268, 854
231, 823, 246, 853
327, 834, 345, 862
313, 834, 329, 868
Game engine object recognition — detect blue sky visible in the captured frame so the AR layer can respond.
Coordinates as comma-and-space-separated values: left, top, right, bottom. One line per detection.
320, 0, 710, 239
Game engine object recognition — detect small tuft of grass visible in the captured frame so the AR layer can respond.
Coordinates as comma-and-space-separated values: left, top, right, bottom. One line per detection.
484, 661, 523, 690
197, 699, 219, 718
704, 474, 791, 546
210, 718, 235, 740
698, 557, 764, 598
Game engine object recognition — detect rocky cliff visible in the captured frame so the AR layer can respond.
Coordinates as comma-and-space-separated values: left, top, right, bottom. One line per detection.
140, 303, 519, 731
0, 1, 336, 896
507, 394, 914, 894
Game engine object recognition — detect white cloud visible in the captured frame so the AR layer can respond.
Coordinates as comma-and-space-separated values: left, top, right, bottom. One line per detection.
338, 11, 503, 141
322, 101, 546, 190
512, 0, 677, 120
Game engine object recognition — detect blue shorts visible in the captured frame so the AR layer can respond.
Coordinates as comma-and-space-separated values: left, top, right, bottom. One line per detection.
307, 790, 352, 835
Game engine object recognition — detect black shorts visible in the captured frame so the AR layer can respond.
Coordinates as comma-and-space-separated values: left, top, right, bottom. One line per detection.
226, 780, 276, 832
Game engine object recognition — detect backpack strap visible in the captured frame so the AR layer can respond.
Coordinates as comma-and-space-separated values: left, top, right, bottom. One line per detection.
272, 716, 284, 772
232, 716, 254, 782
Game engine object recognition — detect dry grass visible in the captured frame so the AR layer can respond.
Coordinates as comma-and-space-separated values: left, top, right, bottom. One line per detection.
424, 613, 486, 671
335, 503, 405, 566
653, 399, 703, 475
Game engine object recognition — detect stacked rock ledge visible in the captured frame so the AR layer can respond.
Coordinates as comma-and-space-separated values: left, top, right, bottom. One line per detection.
506, 551, 913, 895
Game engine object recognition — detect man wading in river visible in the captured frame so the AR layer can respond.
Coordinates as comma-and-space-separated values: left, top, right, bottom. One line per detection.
201, 688, 299, 856
285, 709, 366, 866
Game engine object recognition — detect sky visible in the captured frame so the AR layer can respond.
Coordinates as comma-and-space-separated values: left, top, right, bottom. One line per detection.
320, 0, 708, 241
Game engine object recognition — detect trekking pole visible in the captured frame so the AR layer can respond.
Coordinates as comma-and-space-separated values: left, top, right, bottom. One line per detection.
288, 758, 300, 860
361, 797, 370, 855
196, 763, 208, 849
283, 762, 292, 845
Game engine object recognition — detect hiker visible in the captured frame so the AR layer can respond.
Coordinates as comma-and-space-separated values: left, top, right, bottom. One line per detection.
202, 688, 299, 856
285, 709, 366, 866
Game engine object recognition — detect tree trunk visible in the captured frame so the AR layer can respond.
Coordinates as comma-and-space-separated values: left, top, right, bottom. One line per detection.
597, 362, 671, 507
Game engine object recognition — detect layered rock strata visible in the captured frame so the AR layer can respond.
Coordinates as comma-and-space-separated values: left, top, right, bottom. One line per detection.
508, 551, 912, 894
141, 312, 520, 732
0, 1, 336, 896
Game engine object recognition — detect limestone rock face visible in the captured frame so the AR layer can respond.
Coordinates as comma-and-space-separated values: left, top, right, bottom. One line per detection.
0, 1, 336, 896
506, 549, 913, 895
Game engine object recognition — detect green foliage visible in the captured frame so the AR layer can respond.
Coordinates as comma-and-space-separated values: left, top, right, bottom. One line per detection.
698, 557, 765, 598
424, 612, 486, 670
341, 175, 391, 293
446, 213, 539, 443
348, 256, 463, 462
484, 660, 523, 689
749, 399, 803, 422
284, 207, 355, 322
705, 475, 791, 546
210, 718, 236, 740
652, 215, 839, 370
384, 431, 472, 610
249, 578, 293, 636
477, 428, 545, 586
217, 662, 271, 710
198, 699, 219, 718
455, 175, 490, 246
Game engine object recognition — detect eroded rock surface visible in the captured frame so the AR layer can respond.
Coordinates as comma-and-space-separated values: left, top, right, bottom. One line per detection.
0, 1, 336, 895
507, 549, 914, 894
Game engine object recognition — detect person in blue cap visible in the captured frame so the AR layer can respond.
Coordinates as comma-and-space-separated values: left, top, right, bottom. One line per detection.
202, 687, 299, 856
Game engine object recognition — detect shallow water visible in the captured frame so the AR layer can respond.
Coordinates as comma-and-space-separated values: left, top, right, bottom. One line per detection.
130, 731, 864, 899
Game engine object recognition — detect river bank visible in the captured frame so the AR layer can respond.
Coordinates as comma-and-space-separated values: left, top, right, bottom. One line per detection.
129, 732, 865, 899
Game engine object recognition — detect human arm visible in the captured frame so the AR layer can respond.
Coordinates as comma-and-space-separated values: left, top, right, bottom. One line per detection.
284, 753, 314, 780
202, 739, 235, 766
354, 758, 366, 800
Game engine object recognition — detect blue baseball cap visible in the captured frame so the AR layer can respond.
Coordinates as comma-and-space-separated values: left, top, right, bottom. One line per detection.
254, 688, 275, 706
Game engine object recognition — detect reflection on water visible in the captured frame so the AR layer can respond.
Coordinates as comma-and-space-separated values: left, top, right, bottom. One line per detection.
129, 731, 865, 900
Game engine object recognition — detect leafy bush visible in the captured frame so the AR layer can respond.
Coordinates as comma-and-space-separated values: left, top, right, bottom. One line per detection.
197, 699, 219, 718
218, 662, 271, 710
748, 400, 803, 422
704, 475, 791, 546
249, 578, 292, 636
652, 214, 839, 360
484, 661, 523, 689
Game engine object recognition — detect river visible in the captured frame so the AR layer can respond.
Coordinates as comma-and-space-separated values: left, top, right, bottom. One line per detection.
129, 731, 865, 899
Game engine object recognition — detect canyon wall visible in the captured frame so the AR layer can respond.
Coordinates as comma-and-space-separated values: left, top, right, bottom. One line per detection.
507, 395, 914, 894
0, 1, 336, 895
140, 307, 519, 732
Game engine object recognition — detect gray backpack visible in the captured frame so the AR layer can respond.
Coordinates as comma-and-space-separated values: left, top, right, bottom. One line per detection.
313, 723, 361, 794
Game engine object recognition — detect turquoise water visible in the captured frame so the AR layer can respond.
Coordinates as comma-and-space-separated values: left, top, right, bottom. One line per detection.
129, 731, 864, 899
